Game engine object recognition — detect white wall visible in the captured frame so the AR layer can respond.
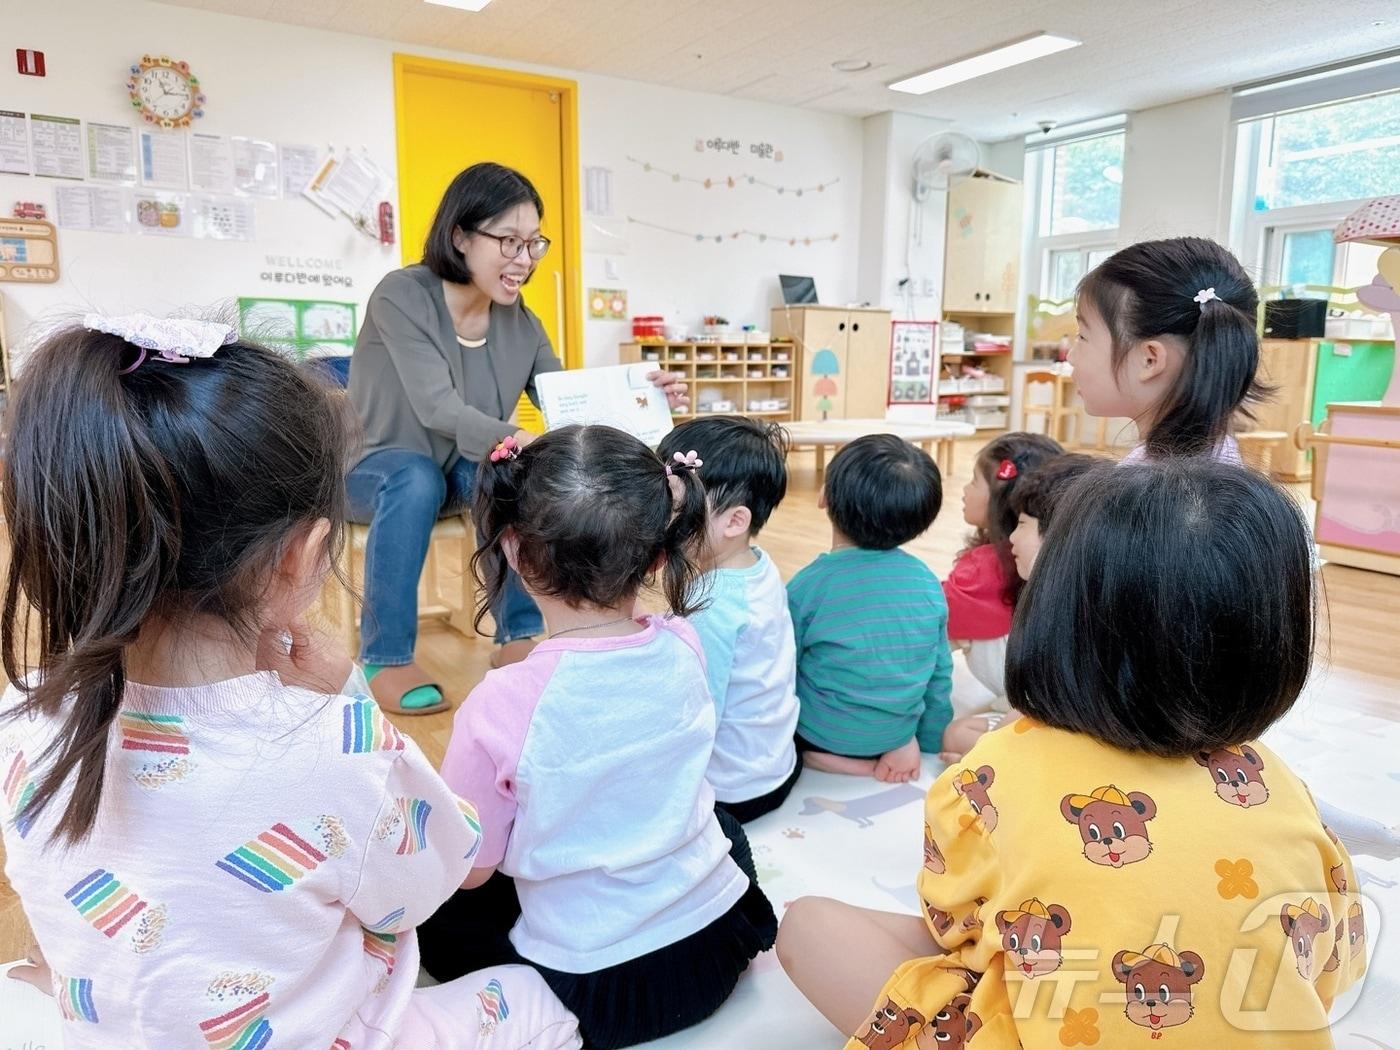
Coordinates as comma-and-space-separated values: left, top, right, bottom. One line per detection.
1, 0, 863, 368
1117, 92, 1234, 245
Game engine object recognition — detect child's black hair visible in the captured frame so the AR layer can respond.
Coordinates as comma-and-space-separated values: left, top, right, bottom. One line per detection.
2, 323, 351, 844
1007, 453, 1101, 535
472, 425, 709, 627
1078, 236, 1267, 458
823, 434, 942, 550
966, 432, 1064, 606
1006, 459, 1314, 757
656, 416, 790, 536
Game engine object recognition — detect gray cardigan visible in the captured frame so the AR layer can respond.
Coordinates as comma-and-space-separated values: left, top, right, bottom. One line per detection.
348, 263, 562, 467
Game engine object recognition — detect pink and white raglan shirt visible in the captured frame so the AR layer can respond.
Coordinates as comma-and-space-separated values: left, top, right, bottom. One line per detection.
0, 673, 484, 1049
441, 614, 749, 973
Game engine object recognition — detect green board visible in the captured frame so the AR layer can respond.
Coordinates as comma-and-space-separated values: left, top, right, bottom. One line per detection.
238, 297, 357, 361
1312, 341, 1395, 427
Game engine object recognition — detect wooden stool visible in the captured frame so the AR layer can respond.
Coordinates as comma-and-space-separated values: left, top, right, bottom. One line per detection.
1236, 430, 1289, 477
1020, 369, 1074, 442
324, 515, 478, 653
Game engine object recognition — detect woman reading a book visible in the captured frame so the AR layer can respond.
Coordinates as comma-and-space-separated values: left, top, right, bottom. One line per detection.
347, 161, 687, 713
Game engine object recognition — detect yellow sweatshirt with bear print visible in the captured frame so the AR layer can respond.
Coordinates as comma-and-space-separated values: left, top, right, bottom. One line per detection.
846, 717, 1367, 1050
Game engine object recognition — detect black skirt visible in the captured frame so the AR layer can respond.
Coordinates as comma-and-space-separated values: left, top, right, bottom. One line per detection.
715, 756, 803, 824
417, 807, 777, 1050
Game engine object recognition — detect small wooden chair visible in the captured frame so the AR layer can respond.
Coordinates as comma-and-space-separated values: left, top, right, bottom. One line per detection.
1235, 430, 1289, 478
323, 515, 478, 653
1020, 369, 1074, 441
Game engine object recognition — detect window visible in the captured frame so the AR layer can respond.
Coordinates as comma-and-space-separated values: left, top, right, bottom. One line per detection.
1026, 125, 1127, 309
1252, 92, 1400, 212
1232, 77, 1400, 291
1039, 133, 1126, 236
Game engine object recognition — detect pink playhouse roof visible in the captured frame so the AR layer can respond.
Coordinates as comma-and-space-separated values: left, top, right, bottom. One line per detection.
1335, 195, 1400, 245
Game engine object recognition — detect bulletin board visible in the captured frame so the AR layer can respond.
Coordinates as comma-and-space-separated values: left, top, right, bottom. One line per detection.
888, 320, 937, 405
238, 296, 357, 359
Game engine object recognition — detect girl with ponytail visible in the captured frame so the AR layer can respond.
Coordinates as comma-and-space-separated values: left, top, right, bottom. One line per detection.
1, 316, 581, 1050
423, 424, 778, 1049
1070, 236, 1267, 461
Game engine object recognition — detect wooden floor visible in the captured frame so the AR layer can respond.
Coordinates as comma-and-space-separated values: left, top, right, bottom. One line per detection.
2, 436, 1398, 959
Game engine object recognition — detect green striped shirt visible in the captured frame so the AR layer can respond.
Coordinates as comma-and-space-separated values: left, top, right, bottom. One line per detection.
787, 546, 953, 756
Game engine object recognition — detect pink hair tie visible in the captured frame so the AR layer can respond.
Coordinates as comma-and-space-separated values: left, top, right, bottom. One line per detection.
665, 449, 703, 476
995, 458, 1018, 481
489, 435, 520, 463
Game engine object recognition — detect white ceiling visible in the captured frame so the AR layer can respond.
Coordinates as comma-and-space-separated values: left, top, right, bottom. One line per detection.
159, 0, 1400, 139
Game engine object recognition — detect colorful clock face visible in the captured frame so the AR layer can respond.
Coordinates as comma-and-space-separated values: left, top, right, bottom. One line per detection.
127, 56, 205, 129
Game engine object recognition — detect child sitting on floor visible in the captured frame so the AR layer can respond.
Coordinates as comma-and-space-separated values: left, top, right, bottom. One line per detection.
943, 432, 1062, 704
787, 435, 952, 783
0, 316, 579, 1050
779, 459, 1365, 1049
419, 424, 776, 1050
939, 452, 1100, 762
657, 417, 801, 824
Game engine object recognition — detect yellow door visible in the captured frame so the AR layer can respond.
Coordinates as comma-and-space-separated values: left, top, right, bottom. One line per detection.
394, 55, 583, 427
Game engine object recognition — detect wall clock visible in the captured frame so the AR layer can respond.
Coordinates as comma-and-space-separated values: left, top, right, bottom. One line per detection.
127, 55, 206, 129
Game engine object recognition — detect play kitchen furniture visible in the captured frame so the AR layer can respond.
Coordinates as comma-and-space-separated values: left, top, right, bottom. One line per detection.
769, 305, 892, 421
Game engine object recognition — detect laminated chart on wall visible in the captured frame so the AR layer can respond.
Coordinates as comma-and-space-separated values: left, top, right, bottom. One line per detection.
0, 218, 59, 282
889, 320, 937, 405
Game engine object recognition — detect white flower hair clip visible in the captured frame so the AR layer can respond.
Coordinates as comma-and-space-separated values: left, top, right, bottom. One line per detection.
1193, 287, 1220, 310
83, 312, 237, 375
665, 450, 703, 476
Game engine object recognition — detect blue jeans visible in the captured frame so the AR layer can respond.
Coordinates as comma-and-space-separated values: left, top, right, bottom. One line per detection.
345, 449, 544, 664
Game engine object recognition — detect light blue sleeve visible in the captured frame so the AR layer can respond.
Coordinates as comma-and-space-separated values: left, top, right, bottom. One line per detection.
689, 580, 748, 717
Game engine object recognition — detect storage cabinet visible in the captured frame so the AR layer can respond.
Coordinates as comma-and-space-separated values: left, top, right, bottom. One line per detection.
769, 306, 893, 421
618, 341, 797, 423
943, 174, 1022, 314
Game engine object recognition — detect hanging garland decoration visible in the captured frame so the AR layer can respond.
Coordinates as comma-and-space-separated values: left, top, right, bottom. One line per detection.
626, 216, 839, 246
625, 156, 839, 196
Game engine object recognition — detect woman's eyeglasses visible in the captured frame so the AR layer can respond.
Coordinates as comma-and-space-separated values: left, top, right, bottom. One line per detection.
473, 230, 552, 261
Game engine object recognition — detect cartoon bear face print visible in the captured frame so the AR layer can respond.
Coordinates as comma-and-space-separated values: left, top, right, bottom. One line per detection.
960, 898, 988, 932
1330, 864, 1347, 894
1112, 947, 1204, 1033
996, 900, 1072, 979
1060, 786, 1156, 868
923, 899, 956, 937
953, 766, 998, 832
1194, 745, 1268, 809
1324, 904, 1368, 974
1280, 899, 1331, 981
914, 993, 981, 1048
924, 823, 946, 875
855, 997, 925, 1050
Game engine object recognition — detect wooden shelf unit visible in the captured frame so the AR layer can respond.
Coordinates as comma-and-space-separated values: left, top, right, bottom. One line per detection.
619, 341, 799, 423
938, 310, 1014, 431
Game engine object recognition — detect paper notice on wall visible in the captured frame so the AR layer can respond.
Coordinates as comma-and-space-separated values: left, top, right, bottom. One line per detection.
320, 150, 384, 218
30, 114, 84, 179
132, 191, 191, 236
55, 185, 129, 232
232, 136, 279, 197
87, 122, 136, 183
279, 143, 321, 198
189, 132, 234, 193
192, 195, 255, 240
0, 110, 30, 174
585, 166, 613, 216
139, 128, 189, 189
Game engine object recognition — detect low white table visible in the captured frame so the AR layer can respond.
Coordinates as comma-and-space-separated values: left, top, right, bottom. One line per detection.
782, 418, 976, 478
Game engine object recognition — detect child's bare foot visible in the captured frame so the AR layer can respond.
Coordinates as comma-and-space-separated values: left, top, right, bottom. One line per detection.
802, 750, 878, 777
874, 738, 921, 783
939, 710, 1021, 763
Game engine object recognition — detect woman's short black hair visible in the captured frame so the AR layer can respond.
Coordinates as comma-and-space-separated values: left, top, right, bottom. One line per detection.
422, 162, 545, 285
824, 434, 942, 550
1006, 459, 1315, 757
657, 416, 790, 535
1008, 453, 1102, 534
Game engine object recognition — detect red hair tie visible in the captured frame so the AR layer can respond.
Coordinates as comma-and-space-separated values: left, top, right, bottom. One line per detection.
995, 458, 1018, 481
